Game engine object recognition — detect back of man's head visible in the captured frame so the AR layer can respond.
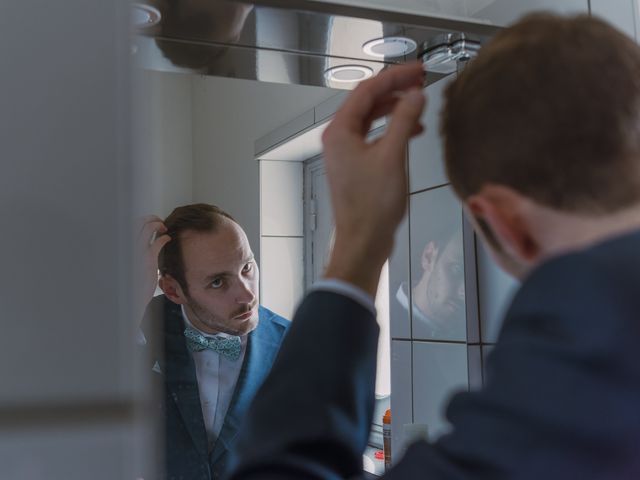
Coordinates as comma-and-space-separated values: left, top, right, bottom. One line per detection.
442, 13, 640, 214
159, 203, 235, 292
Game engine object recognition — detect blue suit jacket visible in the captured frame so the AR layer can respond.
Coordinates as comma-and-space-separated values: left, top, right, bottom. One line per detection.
227, 230, 640, 479
142, 295, 290, 480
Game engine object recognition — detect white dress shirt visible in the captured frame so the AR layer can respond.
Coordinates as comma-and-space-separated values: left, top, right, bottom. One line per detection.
181, 306, 247, 451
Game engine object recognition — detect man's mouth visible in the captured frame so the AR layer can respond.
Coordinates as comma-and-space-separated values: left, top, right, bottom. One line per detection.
233, 305, 256, 321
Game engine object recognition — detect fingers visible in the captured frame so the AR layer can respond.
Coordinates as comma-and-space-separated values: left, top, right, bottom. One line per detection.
149, 233, 171, 258
138, 217, 167, 245
333, 62, 425, 136
138, 215, 164, 232
381, 88, 427, 157
362, 94, 401, 133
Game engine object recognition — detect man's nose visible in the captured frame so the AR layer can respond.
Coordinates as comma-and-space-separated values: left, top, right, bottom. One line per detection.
236, 278, 255, 304
458, 282, 465, 301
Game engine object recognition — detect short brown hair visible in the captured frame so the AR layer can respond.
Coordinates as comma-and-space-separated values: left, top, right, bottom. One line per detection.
158, 203, 235, 292
441, 13, 640, 213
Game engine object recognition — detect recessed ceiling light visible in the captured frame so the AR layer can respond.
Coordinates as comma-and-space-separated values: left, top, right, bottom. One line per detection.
324, 65, 374, 84
131, 3, 161, 29
420, 33, 481, 74
362, 37, 417, 58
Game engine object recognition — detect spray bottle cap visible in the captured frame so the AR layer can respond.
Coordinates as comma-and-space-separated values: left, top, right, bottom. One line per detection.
383, 409, 391, 424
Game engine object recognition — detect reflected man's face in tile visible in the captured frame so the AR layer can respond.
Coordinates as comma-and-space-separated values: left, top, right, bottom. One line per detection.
413, 229, 465, 329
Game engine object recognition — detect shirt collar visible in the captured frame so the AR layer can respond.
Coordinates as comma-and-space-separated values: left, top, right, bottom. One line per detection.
180, 305, 239, 340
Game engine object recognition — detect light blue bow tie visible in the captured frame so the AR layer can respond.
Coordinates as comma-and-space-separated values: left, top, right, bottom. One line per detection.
184, 327, 242, 361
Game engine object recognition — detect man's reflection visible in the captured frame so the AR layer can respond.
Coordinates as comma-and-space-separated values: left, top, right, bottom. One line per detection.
149, 0, 253, 72
396, 226, 466, 339
138, 203, 290, 479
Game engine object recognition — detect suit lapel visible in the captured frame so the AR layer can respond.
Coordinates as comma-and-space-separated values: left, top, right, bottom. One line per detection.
163, 300, 210, 459
210, 308, 285, 465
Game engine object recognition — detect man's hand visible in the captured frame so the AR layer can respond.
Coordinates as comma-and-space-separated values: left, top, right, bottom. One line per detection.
135, 215, 171, 316
322, 62, 427, 296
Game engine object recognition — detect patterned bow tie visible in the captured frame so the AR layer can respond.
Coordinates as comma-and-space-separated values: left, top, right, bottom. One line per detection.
184, 327, 242, 361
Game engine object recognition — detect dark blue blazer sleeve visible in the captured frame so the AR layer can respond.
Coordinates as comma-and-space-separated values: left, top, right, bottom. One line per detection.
228, 244, 640, 480
227, 290, 380, 480
387, 251, 640, 479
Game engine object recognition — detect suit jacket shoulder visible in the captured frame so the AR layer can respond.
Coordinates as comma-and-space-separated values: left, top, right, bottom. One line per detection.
420, 230, 640, 479
257, 305, 290, 332
227, 230, 640, 480
141, 296, 292, 479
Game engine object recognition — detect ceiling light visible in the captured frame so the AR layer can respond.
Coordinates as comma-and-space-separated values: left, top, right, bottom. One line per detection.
362, 36, 417, 58
131, 3, 161, 29
324, 65, 373, 84
421, 33, 481, 74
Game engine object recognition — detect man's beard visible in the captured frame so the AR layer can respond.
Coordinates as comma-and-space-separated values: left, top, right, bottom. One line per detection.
186, 296, 257, 335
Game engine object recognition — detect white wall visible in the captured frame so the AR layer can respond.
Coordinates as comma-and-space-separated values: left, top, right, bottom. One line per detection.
590, 0, 638, 40
190, 75, 336, 264
305, 0, 588, 25
1, 0, 152, 478
133, 70, 194, 218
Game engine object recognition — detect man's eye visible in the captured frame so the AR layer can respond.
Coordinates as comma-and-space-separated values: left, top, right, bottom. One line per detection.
242, 262, 253, 273
211, 278, 224, 289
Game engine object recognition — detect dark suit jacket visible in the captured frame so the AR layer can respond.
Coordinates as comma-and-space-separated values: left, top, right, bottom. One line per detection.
227, 230, 640, 479
142, 295, 290, 480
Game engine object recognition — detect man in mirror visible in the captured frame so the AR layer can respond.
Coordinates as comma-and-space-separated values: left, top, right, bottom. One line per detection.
396, 218, 465, 340
226, 13, 640, 479
137, 203, 289, 480
148, 0, 253, 73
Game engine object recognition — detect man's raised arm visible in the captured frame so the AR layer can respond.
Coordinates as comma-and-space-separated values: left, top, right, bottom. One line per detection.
226, 63, 426, 480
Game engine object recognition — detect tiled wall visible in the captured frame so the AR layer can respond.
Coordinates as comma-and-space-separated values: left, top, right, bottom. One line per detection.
387, 2, 640, 462
388, 76, 519, 460
590, 0, 638, 41
259, 160, 305, 320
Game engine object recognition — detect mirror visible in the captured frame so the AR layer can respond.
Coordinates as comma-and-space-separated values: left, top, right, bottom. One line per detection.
131, 2, 498, 478
133, 69, 345, 480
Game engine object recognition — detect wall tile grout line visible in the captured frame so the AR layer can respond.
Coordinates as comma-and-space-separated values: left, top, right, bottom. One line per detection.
409, 182, 451, 197
261, 235, 304, 238
0, 401, 136, 429
412, 339, 481, 346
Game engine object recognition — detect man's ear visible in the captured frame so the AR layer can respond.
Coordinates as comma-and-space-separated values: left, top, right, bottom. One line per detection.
158, 275, 187, 305
421, 241, 439, 272
466, 184, 540, 264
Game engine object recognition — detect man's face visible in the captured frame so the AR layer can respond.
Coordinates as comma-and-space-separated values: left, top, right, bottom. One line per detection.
177, 220, 259, 336
415, 230, 466, 327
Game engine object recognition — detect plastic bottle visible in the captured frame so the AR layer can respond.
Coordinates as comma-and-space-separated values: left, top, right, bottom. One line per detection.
383, 408, 392, 471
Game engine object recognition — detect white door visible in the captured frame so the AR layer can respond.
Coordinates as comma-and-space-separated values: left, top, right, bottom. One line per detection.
306, 157, 335, 285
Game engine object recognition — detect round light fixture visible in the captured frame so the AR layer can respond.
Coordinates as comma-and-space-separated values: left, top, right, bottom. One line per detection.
131, 3, 161, 29
362, 36, 417, 58
324, 65, 374, 84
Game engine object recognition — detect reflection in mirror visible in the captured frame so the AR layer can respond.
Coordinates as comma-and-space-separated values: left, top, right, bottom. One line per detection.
303, 158, 391, 397
131, 0, 495, 89
301, 152, 391, 475
408, 186, 467, 342
131, 2, 499, 478
133, 66, 340, 480
152, 0, 253, 73
133, 0, 392, 87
